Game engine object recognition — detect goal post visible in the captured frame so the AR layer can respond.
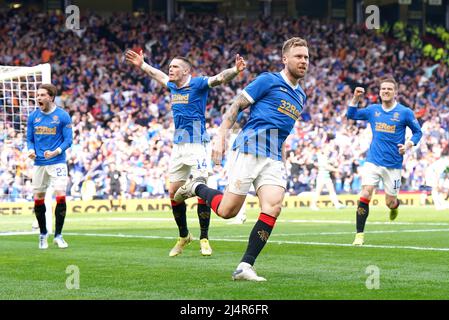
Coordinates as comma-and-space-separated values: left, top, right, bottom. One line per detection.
0, 63, 54, 233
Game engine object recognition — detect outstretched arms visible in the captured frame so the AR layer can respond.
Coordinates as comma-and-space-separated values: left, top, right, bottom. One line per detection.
207, 54, 246, 88
125, 49, 169, 87
212, 94, 251, 164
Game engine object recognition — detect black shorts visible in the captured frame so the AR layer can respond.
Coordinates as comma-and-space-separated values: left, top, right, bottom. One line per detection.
110, 185, 121, 197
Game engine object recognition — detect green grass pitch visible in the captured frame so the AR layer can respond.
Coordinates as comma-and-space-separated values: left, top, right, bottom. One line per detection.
1, 206, 449, 300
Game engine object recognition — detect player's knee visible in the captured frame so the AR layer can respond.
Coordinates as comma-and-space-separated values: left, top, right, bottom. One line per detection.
217, 205, 240, 219
263, 203, 282, 217
218, 208, 237, 219
360, 189, 372, 200
272, 204, 282, 216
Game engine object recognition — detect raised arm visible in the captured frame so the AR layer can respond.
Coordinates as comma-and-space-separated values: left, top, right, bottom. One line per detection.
125, 49, 169, 87
207, 54, 246, 88
346, 87, 370, 120
212, 94, 251, 164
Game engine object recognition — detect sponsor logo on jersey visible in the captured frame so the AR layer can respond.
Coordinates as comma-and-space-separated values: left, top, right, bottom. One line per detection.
375, 122, 396, 133
35, 126, 57, 135
171, 93, 190, 104
277, 99, 301, 121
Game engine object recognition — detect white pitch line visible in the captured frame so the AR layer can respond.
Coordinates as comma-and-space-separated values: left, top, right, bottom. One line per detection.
65, 217, 449, 226
2, 231, 449, 252
4, 228, 449, 238
228, 228, 449, 237
0, 231, 37, 236
3, 217, 449, 226
51, 232, 449, 252
282, 219, 449, 226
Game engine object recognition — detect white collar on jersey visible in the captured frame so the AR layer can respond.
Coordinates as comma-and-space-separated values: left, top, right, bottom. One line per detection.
280, 70, 299, 90
381, 101, 398, 113
41, 104, 57, 115
178, 75, 192, 89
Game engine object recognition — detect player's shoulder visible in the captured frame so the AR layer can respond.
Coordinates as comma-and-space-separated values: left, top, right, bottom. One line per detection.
366, 103, 381, 110
29, 108, 40, 118
191, 75, 208, 82
396, 102, 413, 113
247, 72, 277, 86
166, 81, 175, 89
56, 106, 71, 118
55, 106, 69, 114
189, 76, 209, 88
258, 72, 277, 80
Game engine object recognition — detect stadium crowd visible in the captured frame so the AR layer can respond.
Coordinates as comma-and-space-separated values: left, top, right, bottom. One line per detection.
1, 9, 448, 201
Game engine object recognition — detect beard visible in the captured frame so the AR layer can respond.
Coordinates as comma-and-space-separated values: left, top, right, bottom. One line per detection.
288, 65, 307, 80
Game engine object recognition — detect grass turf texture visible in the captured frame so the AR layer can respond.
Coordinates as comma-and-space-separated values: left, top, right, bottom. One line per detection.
1, 206, 449, 300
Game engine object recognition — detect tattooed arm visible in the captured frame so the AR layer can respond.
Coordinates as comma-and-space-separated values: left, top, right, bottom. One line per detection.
207, 54, 246, 87
212, 94, 251, 164
125, 49, 169, 87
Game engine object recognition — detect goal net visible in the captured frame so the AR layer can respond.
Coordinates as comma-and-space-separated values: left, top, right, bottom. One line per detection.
0, 63, 54, 232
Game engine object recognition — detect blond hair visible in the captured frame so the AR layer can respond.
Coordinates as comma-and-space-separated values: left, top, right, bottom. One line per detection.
282, 37, 308, 56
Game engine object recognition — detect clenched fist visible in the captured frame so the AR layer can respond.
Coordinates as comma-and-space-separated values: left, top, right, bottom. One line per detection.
351, 87, 365, 105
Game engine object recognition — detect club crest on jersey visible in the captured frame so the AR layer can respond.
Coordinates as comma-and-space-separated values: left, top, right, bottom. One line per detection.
50, 115, 60, 124
391, 112, 400, 122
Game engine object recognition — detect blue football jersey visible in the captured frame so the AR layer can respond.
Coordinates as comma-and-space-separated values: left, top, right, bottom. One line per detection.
233, 72, 307, 160
167, 76, 210, 144
27, 106, 73, 166
346, 103, 422, 169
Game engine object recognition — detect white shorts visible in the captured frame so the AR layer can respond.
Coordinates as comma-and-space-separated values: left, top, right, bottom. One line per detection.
226, 151, 287, 195
32, 163, 68, 193
316, 174, 332, 186
169, 143, 211, 182
361, 162, 401, 196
